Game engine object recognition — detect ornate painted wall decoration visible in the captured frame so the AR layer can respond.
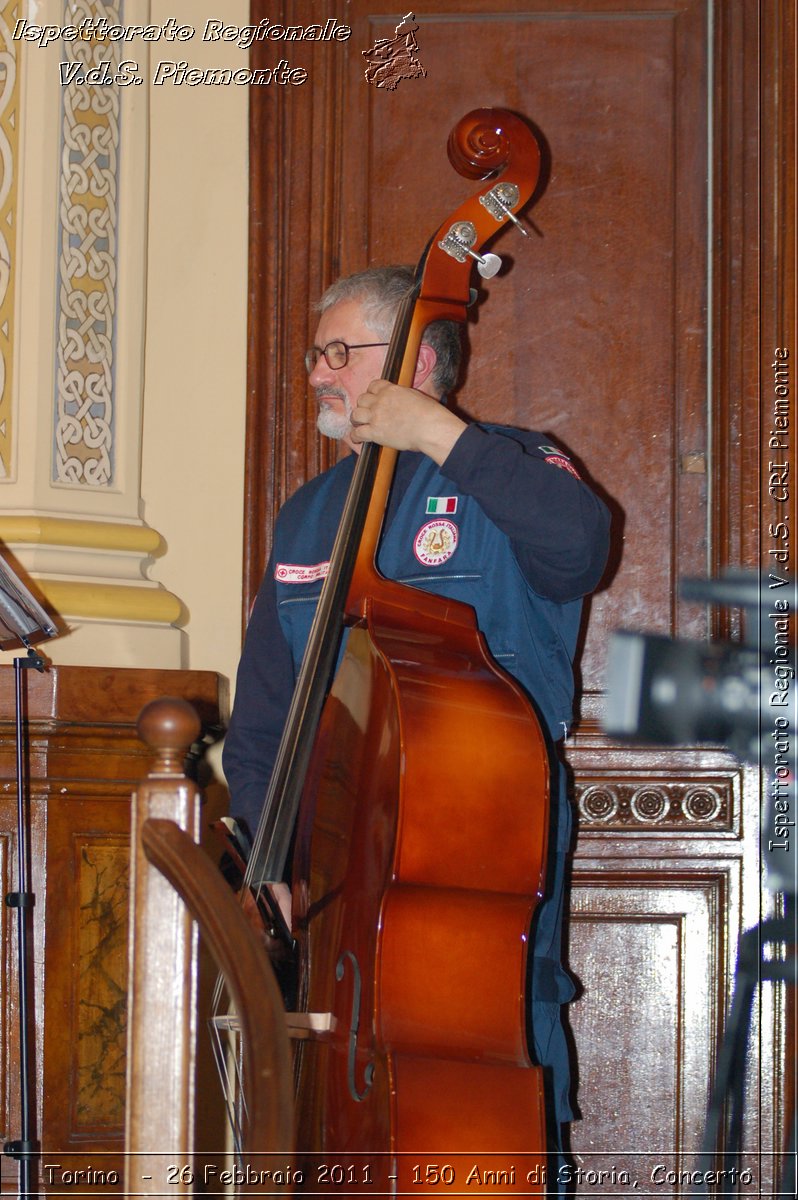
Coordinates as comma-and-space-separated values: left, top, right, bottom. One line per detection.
54, 0, 123, 487
0, 3, 20, 481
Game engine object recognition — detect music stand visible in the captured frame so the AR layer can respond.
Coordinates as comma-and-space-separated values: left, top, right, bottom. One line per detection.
0, 553, 58, 1199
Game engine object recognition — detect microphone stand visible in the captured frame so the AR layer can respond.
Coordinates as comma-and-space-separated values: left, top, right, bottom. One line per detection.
4, 641, 46, 1199
0, 555, 58, 1199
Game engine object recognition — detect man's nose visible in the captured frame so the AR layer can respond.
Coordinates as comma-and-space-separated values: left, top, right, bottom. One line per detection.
308, 355, 334, 388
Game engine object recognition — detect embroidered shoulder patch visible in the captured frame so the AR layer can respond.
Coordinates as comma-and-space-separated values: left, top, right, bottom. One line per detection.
413, 519, 459, 566
538, 445, 581, 479
275, 561, 330, 584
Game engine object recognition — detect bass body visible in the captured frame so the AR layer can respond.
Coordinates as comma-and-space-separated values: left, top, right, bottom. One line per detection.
292, 577, 549, 1193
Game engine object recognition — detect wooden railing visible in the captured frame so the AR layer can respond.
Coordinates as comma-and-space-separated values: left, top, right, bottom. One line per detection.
125, 698, 293, 1194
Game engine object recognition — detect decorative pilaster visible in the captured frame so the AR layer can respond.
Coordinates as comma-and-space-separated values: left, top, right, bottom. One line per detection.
1, 0, 185, 667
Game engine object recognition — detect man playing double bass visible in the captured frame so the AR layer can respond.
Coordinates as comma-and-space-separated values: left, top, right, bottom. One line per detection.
223, 264, 611, 1159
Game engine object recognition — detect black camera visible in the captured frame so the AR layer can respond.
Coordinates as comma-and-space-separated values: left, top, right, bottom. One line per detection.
604, 570, 796, 895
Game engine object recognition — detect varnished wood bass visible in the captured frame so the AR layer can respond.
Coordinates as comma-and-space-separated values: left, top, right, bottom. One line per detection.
237, 109, 549, 1192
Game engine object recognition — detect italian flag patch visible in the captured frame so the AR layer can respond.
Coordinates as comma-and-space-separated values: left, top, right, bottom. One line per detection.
426, 496, 458, 514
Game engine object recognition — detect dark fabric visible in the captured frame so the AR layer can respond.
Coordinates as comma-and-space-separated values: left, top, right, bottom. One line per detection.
273, 443, 583, 751
526, 754, 577, 1130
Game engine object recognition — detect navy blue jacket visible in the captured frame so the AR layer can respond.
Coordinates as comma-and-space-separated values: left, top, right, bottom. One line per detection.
224, 422, 610, 841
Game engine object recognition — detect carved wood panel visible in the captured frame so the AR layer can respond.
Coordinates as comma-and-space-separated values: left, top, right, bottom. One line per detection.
74, 838, 129, 1131
245, 0, 790, 1182
568, 871, 729, 1174
0, 666, 222, 1193
43, 808, 131, 1146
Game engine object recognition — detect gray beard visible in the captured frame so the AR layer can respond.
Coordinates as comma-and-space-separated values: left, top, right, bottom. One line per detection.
316, 391, 352, 441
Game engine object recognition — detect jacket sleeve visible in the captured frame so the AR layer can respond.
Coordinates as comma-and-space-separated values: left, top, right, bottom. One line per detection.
222, 555, 295, 831
440, 423, 611, 602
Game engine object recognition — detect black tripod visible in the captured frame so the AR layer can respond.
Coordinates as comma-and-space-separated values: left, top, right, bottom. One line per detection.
696, 910, 797, 1197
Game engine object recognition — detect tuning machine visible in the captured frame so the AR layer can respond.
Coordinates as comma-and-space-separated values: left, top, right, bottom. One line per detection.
479, 182, 529, 238
438, 221, 502, 279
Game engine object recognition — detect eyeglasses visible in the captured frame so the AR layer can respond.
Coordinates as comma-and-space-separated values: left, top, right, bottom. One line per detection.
304, 339, 389, 373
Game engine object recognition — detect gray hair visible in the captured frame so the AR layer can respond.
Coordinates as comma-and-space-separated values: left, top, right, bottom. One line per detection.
316, 265, 462, 394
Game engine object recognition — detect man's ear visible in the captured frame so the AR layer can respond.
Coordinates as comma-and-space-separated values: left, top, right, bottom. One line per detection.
412, 342, 438, 391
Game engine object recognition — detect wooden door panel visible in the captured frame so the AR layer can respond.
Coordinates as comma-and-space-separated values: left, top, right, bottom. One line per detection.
44, 811, 130, 1143
568, 873, 729, 1174
353, 3, 710, 692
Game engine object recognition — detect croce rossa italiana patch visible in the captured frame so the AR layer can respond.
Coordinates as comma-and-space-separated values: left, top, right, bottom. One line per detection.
413, 519, 459, 566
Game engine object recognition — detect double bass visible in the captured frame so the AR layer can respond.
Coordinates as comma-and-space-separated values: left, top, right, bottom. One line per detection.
236, 109, 550, 1193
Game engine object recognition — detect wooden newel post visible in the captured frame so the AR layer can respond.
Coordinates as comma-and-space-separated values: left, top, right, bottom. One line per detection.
125, 698, 202, 1195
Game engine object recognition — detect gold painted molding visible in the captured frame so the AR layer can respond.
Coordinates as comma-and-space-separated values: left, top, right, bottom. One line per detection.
0, 516, 165, 555
40, 581, 185, 626
0, 518, 184, 626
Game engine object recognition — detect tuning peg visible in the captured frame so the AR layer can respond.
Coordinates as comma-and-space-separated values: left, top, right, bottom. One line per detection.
439, 221, 503, 277
476, 253, 502, 279
501, 208, 530, 238
480, 182, 530, 238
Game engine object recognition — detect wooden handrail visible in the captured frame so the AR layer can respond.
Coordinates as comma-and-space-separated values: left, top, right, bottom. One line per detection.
125, 697, 293, 1196
141, 817, 294, 1157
